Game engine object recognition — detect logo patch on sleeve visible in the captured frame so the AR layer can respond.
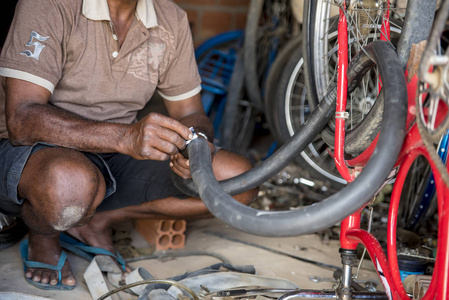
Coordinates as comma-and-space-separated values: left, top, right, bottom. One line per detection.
20, 31, 50, 60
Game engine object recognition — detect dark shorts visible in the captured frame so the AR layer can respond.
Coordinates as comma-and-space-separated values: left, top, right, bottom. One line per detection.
0, 139, 189, 215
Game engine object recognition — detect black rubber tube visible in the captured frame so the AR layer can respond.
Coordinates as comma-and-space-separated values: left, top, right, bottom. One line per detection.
187, 41, 407, 237
173, 39, 388, 198
172, 83, 337, 198
243, 0, 264, 111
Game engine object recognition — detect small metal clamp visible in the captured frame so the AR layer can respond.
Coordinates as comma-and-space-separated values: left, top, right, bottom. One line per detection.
335, 111, 349, 119
185, 127, 199, 145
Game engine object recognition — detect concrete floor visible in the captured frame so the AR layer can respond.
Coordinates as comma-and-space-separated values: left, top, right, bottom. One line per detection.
0, 217, 383, 300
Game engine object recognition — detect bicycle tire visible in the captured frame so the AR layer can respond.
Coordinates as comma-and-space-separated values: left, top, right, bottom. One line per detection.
220, 50, 256, 155
186, 40, 408, 238
243, 0, 264, 111
398, 156, 438, 231
302, 0, 405, 156
266, 35, 346, 187
244, 0, 296, 112
264, 34, 302, 139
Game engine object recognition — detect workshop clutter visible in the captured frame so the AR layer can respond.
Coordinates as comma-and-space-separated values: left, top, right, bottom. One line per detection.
135, 219, 186, 250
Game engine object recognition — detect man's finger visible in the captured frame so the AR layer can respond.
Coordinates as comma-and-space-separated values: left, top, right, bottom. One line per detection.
152, 138, 179, 156
148, 113, 192, 140
138, 147, 170, 161
156, 127, 187, 150
174, 154, 190, 169
170, 161, 191, 179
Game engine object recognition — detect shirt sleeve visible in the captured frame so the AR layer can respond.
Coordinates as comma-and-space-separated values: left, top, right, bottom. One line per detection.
157, 10, 202, 101
0, 0, 65, 93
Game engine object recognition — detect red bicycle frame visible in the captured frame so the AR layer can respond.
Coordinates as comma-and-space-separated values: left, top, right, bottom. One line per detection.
333, 4, 449, 299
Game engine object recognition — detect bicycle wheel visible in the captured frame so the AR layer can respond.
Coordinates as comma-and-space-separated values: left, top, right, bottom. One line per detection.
264, 34, 302, 139
303, 0, 406, 156
244, 0, 297, 112
220, 51, 256, 155
387, 148, 441, 299
398, 132, 449, 232
195, 31, 244, 137
416, 0, 449, 187
398, 156, 437, 231
266, 35, 346, 187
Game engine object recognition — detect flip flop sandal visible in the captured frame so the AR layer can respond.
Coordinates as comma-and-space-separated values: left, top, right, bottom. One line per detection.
20, 239, 75, 290
59, 233, 126, 272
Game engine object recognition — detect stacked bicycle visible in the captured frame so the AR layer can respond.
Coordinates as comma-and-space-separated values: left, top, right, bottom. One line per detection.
273, 0, 449, 298
185, 0, 449, 299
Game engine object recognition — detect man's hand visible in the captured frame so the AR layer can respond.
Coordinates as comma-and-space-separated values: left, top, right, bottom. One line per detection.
120, 112, 193, 160
170, 140, 215, 179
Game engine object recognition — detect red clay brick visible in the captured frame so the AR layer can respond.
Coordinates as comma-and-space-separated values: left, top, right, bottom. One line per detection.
135, 219, 187, 250
200, 10, 233, 40
218, 0, 250, 7
181, 0, 217, 5
235, 12, 248, 30
174, 1, 250, 46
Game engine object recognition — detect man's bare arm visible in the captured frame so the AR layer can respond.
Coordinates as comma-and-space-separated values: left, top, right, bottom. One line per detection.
6, 78, 192, 160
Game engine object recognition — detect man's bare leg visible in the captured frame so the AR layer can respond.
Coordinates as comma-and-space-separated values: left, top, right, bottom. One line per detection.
18, 147, 106, 287
67, 150, 258, 269
18, 149, 256, 287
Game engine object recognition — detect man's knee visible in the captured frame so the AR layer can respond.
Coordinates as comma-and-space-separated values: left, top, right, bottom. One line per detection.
19, 147, 106, 231
212, 150, 258, 206
212, 150, 252, 181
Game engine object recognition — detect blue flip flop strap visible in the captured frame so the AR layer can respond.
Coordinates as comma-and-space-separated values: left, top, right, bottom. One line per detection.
59, 234, 126, 271
23, 250, 67, 281
64, 243, 126, 271
73, 244, 116, 257
75, 245, 125, 270
59, 240, 94, 261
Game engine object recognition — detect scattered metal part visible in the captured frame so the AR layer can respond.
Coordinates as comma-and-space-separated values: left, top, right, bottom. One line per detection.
412, 275, 432, 299
204, 230, 342, 271
254, 163, 335, 212
198, 285, 210, 300
216, 287, 297, 297
278, 289, 388, 299
396, 250, 436, 262
0, 213, 15, 231
364, 281, 378, 293
309, 275, 336, 283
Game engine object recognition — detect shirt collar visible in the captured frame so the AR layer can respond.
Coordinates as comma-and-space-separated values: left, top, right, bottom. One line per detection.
82, 0, 158, 28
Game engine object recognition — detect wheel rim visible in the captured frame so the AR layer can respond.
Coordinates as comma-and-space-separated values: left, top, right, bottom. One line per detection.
283, 0, 405, 184
312, 0, 405, 131
285, 57, 347, 184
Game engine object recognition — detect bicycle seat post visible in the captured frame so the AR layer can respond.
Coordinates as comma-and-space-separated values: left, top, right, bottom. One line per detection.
338, 248, 357, 300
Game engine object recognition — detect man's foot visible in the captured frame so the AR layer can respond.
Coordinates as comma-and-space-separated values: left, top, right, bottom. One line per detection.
67, 211, 132, 273
25, 231, 76, 287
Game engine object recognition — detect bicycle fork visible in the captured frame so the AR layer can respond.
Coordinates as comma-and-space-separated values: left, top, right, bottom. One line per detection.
333, 4, 393, 299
